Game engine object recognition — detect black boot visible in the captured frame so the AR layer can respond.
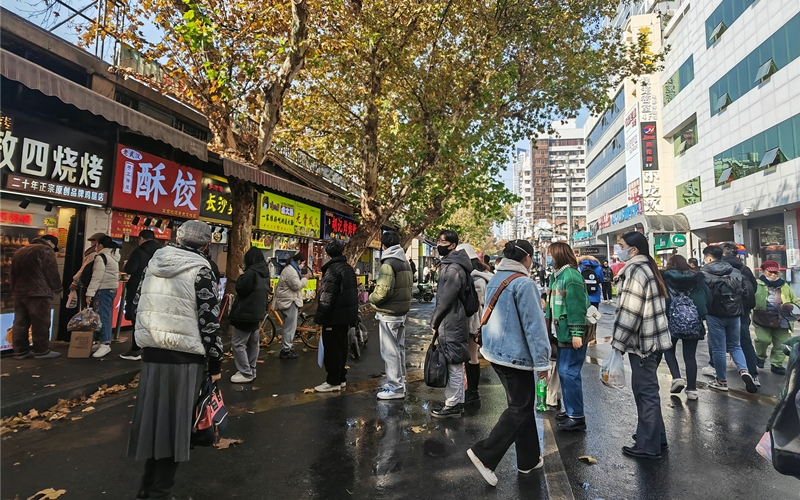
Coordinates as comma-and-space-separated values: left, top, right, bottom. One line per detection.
556, 417, 586, 432
464, 363, 480, 404
431, 403, 464, 419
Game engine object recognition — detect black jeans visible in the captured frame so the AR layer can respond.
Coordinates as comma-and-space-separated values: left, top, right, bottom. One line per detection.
663, 338, 698, 391
471, 364, 540, 471
139, 457, 179, 499
322, 324, 349, 385
602, 282, 612, 301
629, 353, 667, 454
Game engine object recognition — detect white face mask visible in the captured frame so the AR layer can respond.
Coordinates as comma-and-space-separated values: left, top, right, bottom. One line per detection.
616, 247, 633, 262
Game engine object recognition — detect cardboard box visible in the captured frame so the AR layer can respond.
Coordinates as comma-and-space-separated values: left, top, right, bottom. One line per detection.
67, 331, 93, 358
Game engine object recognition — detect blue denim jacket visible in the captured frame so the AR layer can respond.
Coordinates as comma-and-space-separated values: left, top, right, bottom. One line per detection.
479, 259, 551, 371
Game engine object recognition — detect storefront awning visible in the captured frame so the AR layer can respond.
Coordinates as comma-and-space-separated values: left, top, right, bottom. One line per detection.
222, 157, 354, 216
597, 213, 690, 237
0, 49, 208, 161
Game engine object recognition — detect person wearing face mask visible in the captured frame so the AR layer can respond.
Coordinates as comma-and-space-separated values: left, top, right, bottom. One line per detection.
611, 232, 672, 459
86, 236, 121, 358
467, 239, 550, 486
752, 261, 800, 376
546, 242, 590, 431
429, 230, 472, 418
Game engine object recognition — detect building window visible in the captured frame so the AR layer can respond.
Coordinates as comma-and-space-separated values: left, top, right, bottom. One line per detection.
587, 167, 626, 211
705, 0, 752, 48
663, 55, 694, 106
713, 113, 799, 186
586, 128, 625, 181
673, 120, 698, 156
585, 89, 625, 153
709, 13, 800, 117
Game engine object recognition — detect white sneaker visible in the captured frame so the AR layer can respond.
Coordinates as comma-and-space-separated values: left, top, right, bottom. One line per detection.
518, 456, 544, 473
701, 366, 717, 378
91, 342, 100, 352
467, 448, 498, 486
314, 382, 341, 393
231, 372, 254, 384
92, 344, 111, 358
341, 382, 346, 388
670, 378, 686, 394
753, 375, 761, 387
376, 388, 404, 400
686, 390, 699, 400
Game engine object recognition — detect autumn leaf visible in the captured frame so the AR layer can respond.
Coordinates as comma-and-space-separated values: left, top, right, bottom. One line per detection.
410, 426, 425, 434
70, 417, 83, 421
29, 421, 51, 431
28, 409, 39, 419
302, 388, 314, 394
27, 488, 66, 500
578, 455, 598, 465
82, 406, 95, 413
44, 384, 56, 388
1, 373, 9, 377
214, 438, 243, 449
31, 375, 40, 378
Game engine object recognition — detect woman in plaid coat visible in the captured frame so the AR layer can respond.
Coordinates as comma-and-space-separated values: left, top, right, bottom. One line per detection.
611, 232, 672, 460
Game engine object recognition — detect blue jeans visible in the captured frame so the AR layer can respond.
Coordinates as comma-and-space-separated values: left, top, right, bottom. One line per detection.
739, 314, 758, 376
95, 288, 116, 344
706, 315, 747, 382
557, 343, 587, 418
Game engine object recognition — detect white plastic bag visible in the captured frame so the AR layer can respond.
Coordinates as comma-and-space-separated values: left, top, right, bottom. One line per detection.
66, 290, 79, 309
600, 349, 626, 389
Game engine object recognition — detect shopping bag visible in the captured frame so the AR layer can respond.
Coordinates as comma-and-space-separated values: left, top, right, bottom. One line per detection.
191, 378, 228, 447
600, 349, 626, 389
66, 290, 79, 309
756, 432, 773, 462
424, 334, 448, 388
67, 308, 102, 332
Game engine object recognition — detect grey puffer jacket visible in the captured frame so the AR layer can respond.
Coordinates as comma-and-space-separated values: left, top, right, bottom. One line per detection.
430, 249, 472, 364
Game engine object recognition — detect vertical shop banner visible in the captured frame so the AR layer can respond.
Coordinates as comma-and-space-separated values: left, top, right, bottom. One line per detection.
112, 145, 201, 219
200, 174, 233, 223
640, 122, 659, 171
257, 191, 321, 238
0, 112, 113, 205
324, 211, 358, 241
624, 104, 641, 207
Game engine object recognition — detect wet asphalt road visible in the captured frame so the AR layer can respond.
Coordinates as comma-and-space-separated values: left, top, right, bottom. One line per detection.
2, 301, 797, 500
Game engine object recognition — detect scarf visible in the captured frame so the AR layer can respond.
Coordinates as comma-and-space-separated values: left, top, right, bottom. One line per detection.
289, 259, 303, 279
759, 275, 786, 288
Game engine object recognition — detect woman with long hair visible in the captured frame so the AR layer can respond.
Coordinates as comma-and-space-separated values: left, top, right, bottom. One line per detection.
86, 236, 121, 358
546, 242, 590, 432
661, 254, 712, 401
273, 252, 311, 359
229, 247, 270, 383
611, 232, 672, 459
467, 240, 550, 486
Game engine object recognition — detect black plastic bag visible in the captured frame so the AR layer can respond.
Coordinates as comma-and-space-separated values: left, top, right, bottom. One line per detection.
424, 333, 448, 388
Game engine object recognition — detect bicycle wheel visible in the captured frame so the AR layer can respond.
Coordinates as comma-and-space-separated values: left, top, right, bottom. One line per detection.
299, 316, 321, 349
348, 327, 360, 359
260, 315, 276, 347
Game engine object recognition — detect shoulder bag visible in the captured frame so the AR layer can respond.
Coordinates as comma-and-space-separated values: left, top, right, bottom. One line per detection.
474, 273, 526, 347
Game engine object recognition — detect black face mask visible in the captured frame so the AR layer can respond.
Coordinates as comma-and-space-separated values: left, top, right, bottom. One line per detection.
437, 244, 452, 257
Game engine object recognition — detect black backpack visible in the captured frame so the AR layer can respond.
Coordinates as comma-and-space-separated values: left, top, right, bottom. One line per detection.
79, 254, 107, 289
709, 273, 745, 317
582, 267, 600, 295
459, 268, 480, 317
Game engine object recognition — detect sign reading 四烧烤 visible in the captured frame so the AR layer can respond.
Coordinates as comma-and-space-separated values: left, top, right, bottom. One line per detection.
257, 191, 321, 238
112, 145, 202, 219
0, 112, 113, 205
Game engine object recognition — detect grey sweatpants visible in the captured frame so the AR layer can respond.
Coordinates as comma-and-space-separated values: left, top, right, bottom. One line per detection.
279, 303, 299, 351
231, 327, 259, 379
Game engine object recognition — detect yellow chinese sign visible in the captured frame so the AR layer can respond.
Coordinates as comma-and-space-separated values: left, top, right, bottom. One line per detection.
257, 191, 321, 238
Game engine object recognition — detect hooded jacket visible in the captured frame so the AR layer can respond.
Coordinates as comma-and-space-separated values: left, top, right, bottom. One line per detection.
662, 270, 712, 319
9, 238, 62, 298
723, 255, 757, 311
229, 261, 271, 329
124, 239, 161, 310
430, 249, 472, 364
85, 247, 120, 297
480, 258, 550, 371
467, 269, 494, 335
578, 256, 603, 304
546, 266, 590, 344
135, 245, 221, 368
369, 245, 413, 316
701, 260, 746, 318
273, 261, 308, 310
754, 276, 800, 330
315, 256, 359, 326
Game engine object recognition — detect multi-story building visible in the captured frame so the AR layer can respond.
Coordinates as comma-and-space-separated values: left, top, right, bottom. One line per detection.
511, 148, 532, 239
662, 0, 800, 292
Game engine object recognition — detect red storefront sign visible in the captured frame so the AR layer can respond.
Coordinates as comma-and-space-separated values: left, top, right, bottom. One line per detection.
109, 211, 172, 240
112, 145, 201, 219
0, 211, 33, 225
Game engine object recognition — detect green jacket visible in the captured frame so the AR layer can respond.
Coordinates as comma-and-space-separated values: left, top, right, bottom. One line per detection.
754, 278, 800, 331
369, 245, 413, 316
546, 266, 589, 344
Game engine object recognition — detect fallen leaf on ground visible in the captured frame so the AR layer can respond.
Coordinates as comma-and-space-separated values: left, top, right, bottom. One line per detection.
82, 406, 95, 413
266, 350, 275, 354
27, 488, 66, 499
214, 438, 243, 449
44, 384, 56, 388
57, 407, 70, 414
31, 375, 41, 378
302, 348, 308, 353
128, 405, 134, 408
272, 394, 278, 397
345, 366, 351, 370
302, 388, 314, 394
257, 360, 265, 364
246, 410, 255, 414
1, 428, 14, 435
578, 455, 598, 465
28, 409, 39, 419
410, 426, 425, 433
29, 421, 51, 431
234, 386, 245, 392
70, 417, 82, 421
251, 386, 260, 391
1, 373, 9, 377
13, 462, 19, 466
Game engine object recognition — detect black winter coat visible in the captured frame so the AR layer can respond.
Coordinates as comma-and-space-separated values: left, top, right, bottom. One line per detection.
229, 261, 270, 330
124, 240, 161, 312
315, 256, 359, 326
431, 250, 472, 364
723, 256, 757, 311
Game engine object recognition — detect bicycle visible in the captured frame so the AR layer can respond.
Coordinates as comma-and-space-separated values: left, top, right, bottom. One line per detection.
260, 302, 321, 350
